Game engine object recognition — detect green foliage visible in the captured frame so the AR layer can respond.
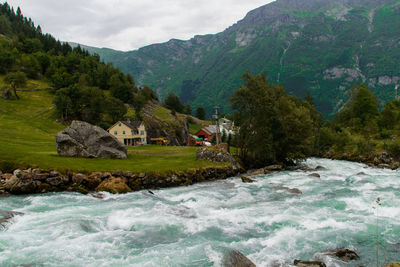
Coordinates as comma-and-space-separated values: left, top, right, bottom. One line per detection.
231, 72, 314, 167
386, 140, 400, 159
183, 104, 192, 115
195, 106, 206, 120
189, 123, 203, 135
379, 100, 400, 130
163, 93, 184, 113
0, 3, 160, 127
109, 73, 133, 103
334, 84, 379, 133
4, 71, 27, 99
53, 85, 127, 126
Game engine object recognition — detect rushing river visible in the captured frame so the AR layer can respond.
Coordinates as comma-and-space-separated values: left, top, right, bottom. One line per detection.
0, 159, 399, 266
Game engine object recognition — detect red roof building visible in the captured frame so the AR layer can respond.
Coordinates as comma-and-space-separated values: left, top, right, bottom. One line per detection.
195, 126, 221, 142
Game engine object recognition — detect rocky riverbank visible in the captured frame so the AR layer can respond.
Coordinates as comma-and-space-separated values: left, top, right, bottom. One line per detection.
322, 151, 400, 170
0, 165, 240, 195
0, 147, 243, 196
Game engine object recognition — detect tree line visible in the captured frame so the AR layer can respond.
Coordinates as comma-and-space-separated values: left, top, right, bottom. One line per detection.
0, 2, 158, 128
230, 73, 400, 168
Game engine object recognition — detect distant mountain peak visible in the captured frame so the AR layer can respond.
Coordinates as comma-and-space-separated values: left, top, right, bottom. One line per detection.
86, 0, 400, 118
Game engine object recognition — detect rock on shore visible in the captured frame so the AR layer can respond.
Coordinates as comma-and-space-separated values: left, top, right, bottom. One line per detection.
0, 166, 239, 195
196, 147, 242, 170
56, 120, 127, 159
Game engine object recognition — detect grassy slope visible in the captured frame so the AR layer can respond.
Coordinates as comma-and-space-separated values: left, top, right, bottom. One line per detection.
0, 80, 223, 173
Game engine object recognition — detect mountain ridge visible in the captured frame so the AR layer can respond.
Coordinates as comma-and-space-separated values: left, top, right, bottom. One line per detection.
81, 0, 400, 118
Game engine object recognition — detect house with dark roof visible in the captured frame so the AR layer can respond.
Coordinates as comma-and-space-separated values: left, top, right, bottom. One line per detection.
108, 120, 147, 146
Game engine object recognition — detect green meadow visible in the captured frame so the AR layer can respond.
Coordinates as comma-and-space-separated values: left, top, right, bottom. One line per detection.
0, 85, 222, 173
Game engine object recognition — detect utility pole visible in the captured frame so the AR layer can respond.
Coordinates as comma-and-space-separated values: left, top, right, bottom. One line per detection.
213, 106, 220, 145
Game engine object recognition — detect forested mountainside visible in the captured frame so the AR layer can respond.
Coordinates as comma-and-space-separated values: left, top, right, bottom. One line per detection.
86, 0, 400, 118
0, 2, 162, 128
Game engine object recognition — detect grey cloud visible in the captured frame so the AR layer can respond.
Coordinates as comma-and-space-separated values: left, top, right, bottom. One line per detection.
6, 0, 272, 51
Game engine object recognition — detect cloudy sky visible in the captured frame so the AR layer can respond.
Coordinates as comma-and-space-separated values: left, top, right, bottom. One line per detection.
5, 0, 273, 51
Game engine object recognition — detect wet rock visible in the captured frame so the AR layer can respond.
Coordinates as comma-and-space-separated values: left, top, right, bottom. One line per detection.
378, 164, 391, 169
56, 120, 127, 159
356, 172, 366, 176
90, 192, 105, 199
274, 186, 302, 195
248, 168, 265, 176
13, 169, 23, 178
101, 172, 112, 179
33, 173, 50, 181
308, 173, 320, 178
241, 176, 255, 183
72, 173, 86, 185
288, 188, 302, 195
327, 248, 360, 261
0, 209, 23, 227
294, 260, 326, 267
264, 164, 283, 171
112, 170, 123, 177
83, 173, 102, 190
385, 262, 400, 267
299, 166, 314, 172
315, 166, 326, 170
10, 178, 37, 194
4, 175, 19, 191
223, 250, 256, 267
168, 205, 197, 218
46, 176, 68, 187
96, 177, 132, 194
49, 171, 59, 177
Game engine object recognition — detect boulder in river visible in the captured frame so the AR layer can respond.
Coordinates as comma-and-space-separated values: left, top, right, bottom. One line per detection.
325, 248, 360, 261
385, 263, 400, 267
264, 164, 283, 172
223, 250, 256, 267
96, 177, 132, 194
0, 209, 23, 227
56, 120, 127, 159
315, 166, 326, 170
294, 260, 326, 267
308, 173, 320, 178
241, 176, 255, 183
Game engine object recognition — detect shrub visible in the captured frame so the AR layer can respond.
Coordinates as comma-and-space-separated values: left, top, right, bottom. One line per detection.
387, 140, 400, 159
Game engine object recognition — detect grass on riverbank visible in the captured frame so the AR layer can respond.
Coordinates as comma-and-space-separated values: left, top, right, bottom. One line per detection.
0, 89, 225, 173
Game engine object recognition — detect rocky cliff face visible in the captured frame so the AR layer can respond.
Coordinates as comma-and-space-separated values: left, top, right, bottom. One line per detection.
88, 0, 400, 118
140, 101, 189, 146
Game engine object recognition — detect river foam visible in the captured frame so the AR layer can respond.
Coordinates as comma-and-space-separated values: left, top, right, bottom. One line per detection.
0, 158, 399, 266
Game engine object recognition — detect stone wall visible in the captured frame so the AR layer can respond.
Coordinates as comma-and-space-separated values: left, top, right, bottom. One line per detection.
0, 166, 239, 195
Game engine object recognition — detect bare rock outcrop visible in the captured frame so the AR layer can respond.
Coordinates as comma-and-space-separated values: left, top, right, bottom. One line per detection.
56, 120, 127, 159
223, 250, 256, 267
196, 148, 241, 170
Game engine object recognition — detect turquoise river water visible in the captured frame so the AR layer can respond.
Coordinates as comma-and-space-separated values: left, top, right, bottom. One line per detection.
0, 158, 399, 266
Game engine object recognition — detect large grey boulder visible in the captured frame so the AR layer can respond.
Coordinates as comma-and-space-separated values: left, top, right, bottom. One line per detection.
223, 250, 256, 267
56, 121, 127, 159
196, 148, 242, 170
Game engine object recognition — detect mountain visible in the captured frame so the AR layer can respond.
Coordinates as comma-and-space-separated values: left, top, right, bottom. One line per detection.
85, 0, 400, 118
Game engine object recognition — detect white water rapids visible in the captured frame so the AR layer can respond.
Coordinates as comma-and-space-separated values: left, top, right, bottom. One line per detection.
0, 158, 399, 266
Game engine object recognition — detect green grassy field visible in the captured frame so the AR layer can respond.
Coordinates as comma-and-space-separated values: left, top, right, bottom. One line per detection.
0, 87, 223, 173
